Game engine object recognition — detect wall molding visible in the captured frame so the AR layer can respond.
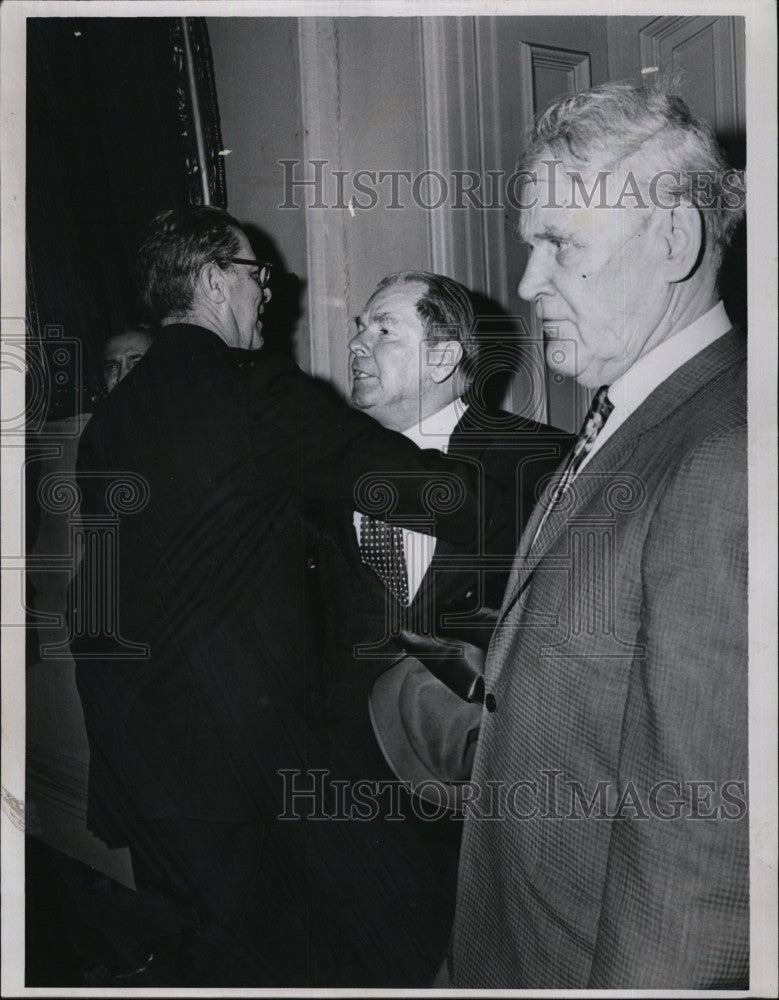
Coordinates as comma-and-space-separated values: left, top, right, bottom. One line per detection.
419, 17, 509, 298
474, 16, 508, 308
639, 16, 745, 146
518, 41, 591, 123
297, 18, 349, 383
516, 40, 591, 426
638, 15, 697, 64
606, 16, 745, 147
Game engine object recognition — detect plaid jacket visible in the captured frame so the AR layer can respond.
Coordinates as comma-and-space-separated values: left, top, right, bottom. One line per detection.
451, 329, 749, 989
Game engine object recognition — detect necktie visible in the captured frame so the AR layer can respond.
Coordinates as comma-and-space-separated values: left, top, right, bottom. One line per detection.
359, 515, 410, 606
533, 385, 613, 543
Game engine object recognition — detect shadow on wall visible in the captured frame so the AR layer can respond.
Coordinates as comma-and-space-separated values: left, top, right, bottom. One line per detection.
466, 290, 542, 418
718, 218, 747, 332
243, 223, 306, 358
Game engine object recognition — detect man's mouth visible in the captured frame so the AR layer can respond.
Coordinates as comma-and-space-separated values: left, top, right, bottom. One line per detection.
352, 369, 377, 381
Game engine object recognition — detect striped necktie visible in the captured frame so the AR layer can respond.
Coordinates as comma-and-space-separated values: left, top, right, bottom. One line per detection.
359, 515, 410, 606
533, 385, 613, 544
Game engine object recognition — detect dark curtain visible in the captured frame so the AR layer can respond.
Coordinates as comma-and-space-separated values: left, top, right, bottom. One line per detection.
26, 17, 225, 417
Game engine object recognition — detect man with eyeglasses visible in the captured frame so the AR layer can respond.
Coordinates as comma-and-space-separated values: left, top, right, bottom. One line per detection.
69, 205, 497, 986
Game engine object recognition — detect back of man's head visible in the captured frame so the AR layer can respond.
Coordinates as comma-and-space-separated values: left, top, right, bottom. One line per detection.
519, 78, 745, 271
136, 205, 243, 322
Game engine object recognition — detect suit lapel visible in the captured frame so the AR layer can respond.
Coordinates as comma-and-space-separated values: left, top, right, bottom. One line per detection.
343, 507, 367, 573
407, 408, 495, 616
498, 328, 745, 623
498, 432, 639, 622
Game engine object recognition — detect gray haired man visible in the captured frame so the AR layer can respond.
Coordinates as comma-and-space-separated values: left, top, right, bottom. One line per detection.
451, 80, 747, 989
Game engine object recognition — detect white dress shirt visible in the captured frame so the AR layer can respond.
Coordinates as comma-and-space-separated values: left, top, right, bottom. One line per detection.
532, 302, 733, 548
579, 301, 733, 473
354, 398, 467, 602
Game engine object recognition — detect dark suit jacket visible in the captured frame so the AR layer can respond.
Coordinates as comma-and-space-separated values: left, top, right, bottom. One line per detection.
305, 404, 572, 985
308, 404, 574, 771
70, 324, 504, 982
452, 329, 748, 989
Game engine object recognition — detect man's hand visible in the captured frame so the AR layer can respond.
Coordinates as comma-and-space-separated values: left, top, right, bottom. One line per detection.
397, 607, 498, 704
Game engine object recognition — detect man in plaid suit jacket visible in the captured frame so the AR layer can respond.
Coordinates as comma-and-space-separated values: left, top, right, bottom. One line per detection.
451, 80, 748, 988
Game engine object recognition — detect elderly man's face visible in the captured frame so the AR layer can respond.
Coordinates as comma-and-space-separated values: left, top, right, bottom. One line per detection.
517, 160, 670, 388
349, 281, 433, 431
103, 330, 153, 392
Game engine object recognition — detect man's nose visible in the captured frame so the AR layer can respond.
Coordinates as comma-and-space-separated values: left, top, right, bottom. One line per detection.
349, 330, 370, 356
119, 359, 132, 382
517, 247, 550, 303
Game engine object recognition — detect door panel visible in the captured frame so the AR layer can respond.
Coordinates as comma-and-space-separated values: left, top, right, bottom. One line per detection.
489, 17, 611, 430
607, 15, 746, 328
426, 14, 744, 431
609, 15, 745, 159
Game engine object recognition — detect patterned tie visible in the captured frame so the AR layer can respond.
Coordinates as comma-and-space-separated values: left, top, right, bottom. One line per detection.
533, 385, 613, 543
359, 515, 410, 606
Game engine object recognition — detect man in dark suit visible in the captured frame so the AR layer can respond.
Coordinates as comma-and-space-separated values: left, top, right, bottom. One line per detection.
69, 208, 505, 987
451, 81, 748, 988
306, 271, 571, 985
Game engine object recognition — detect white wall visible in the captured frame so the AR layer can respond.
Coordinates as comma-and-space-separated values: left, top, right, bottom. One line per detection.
208, 16, 432, 392
207, 18, 310, 363
208, 14, 745, 425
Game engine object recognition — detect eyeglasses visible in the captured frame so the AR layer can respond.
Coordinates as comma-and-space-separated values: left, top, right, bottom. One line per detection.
222, 258, 272, 289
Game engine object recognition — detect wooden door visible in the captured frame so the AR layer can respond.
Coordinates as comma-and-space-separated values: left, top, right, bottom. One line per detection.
608, 16, 747, 332
489, 17, 612, 431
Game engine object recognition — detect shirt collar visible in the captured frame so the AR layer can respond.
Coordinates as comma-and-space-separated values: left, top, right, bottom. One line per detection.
401, 397, 468, 453
576, 301, 732, 473
606, 300, 732, 429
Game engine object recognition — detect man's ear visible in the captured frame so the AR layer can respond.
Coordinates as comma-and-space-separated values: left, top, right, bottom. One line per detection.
427, 340, 464, 384
661, 200, 704, 282
198, 261, 228, 304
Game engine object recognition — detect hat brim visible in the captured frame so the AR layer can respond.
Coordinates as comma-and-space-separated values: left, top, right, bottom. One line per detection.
369, 655, 481, 814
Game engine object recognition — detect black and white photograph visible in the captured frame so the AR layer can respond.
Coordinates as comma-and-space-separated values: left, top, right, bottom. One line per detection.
1, 0, 776, 993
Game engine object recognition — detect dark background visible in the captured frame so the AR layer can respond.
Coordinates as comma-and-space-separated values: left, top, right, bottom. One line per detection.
27, 18, 212, 415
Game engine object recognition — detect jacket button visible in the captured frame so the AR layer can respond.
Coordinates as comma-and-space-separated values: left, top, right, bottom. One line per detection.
306, 557, 316, 570
485, 693, 497, 713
